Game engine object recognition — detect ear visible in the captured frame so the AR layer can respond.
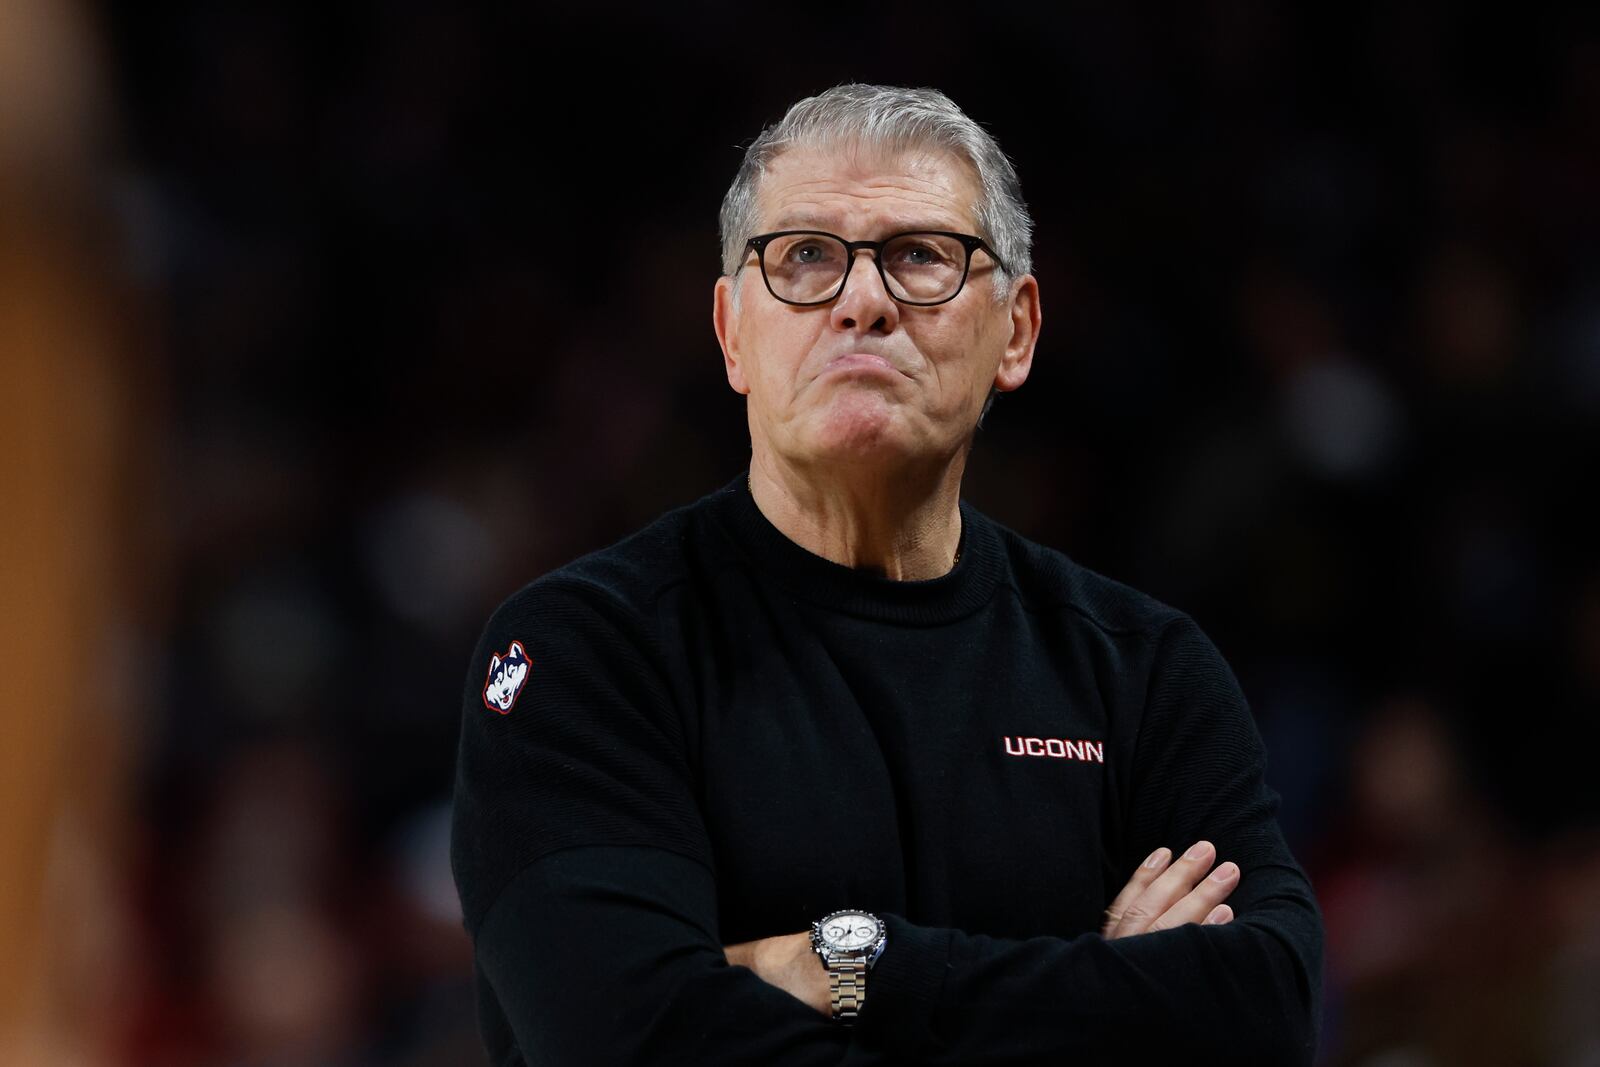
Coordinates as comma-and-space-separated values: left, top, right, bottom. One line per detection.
994, 273, 1041, 393
488, 653, 502, 672
714, 274, 751, 396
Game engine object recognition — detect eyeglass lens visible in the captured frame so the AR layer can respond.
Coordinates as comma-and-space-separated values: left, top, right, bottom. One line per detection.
761, 233, 969, 304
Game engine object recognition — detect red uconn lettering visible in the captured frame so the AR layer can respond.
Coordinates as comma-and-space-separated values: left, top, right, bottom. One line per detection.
1002, 736, 1105, 763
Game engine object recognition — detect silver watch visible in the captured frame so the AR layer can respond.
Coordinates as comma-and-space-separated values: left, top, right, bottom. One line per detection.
810, 909, 887, 1023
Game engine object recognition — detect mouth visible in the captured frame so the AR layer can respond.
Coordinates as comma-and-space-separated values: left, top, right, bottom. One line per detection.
822, 352, 902, 376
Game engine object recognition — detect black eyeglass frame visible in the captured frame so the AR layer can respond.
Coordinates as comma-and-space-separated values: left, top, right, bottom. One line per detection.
742, 229, 1009, 308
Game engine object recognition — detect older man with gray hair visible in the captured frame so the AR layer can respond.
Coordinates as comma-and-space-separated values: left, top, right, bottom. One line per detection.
451, 84, 1323, 1065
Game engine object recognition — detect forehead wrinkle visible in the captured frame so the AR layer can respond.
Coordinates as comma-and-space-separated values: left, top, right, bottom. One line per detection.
769, 172, 967, 205
761, 177, 977, 236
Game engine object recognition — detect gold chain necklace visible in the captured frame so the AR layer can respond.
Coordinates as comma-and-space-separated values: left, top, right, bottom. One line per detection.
746, 472, 962, 567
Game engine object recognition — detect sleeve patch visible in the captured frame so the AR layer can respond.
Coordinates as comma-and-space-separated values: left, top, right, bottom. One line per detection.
482, 639, 533, 714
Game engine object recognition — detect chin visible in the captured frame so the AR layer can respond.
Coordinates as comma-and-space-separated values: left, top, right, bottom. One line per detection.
807, 395, 917, 463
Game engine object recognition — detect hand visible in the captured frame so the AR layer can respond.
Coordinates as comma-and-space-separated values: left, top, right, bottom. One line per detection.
724, 931, 831, 1016
1101, 840, 1239, 939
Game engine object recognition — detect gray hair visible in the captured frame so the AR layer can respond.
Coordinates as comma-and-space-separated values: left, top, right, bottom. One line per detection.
718, 84, 1033, 303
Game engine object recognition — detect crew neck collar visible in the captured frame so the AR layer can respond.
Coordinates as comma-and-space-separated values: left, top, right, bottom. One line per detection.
706, 470, 1004, 626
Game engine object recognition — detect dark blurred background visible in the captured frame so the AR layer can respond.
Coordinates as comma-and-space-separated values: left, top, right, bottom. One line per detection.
3, 1, 1598, 1064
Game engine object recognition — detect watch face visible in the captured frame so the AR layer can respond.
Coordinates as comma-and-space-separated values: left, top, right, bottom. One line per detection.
819, 911, 882, 952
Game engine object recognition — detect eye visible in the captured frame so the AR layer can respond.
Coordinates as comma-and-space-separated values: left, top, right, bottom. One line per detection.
790, 241, 826, 264
886, 237, 955, 269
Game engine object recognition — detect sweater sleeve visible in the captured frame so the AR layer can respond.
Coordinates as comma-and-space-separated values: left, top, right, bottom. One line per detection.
858, 612, 1325, 1065
449, 577, 714, 934
450, 580, 906, 1065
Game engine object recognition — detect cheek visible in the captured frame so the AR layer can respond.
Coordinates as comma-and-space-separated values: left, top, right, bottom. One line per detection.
954, 313, 1008, 382
923, 322, 991, 386
746, 321, 818, 390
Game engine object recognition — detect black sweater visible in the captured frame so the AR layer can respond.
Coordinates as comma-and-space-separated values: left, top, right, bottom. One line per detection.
450, 472, 1323, 1065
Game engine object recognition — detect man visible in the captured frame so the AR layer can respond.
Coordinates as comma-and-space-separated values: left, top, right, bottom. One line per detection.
451, 84, 1322, 1065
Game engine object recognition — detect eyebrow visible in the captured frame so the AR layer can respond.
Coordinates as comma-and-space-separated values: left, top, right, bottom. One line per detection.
768, 211, 968, 235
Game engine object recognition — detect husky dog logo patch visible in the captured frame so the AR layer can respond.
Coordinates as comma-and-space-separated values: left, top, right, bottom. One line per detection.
482, 640, 532, 714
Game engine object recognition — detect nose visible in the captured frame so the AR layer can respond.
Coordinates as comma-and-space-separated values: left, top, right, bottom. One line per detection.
828, 248, 900, 336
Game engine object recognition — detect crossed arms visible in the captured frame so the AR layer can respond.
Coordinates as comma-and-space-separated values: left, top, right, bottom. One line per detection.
725, 837, 1247, 1018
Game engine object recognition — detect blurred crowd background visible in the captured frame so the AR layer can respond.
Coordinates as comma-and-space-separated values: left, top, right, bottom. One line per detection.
3, 2, 1597, 1064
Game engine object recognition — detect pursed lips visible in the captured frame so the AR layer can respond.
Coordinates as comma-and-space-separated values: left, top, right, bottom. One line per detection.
821, 351, 905, 376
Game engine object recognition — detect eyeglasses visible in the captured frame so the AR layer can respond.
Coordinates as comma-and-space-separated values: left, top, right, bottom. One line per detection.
743, 230, 1007, 307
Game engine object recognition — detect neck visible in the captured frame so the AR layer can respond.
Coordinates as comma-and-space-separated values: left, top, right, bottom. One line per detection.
747, 447, 966, 581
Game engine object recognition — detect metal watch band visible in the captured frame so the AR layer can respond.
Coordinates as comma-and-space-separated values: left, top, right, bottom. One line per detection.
829, 958, 867, 1022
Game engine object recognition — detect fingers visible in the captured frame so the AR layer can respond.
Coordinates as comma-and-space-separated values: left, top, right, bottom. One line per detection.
1101, 846, 1172, 937
1146, 846, 1238, 933
1105, 840, 1240, 939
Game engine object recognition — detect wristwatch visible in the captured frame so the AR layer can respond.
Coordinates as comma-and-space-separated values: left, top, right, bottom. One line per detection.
810, 909, 887, 1023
